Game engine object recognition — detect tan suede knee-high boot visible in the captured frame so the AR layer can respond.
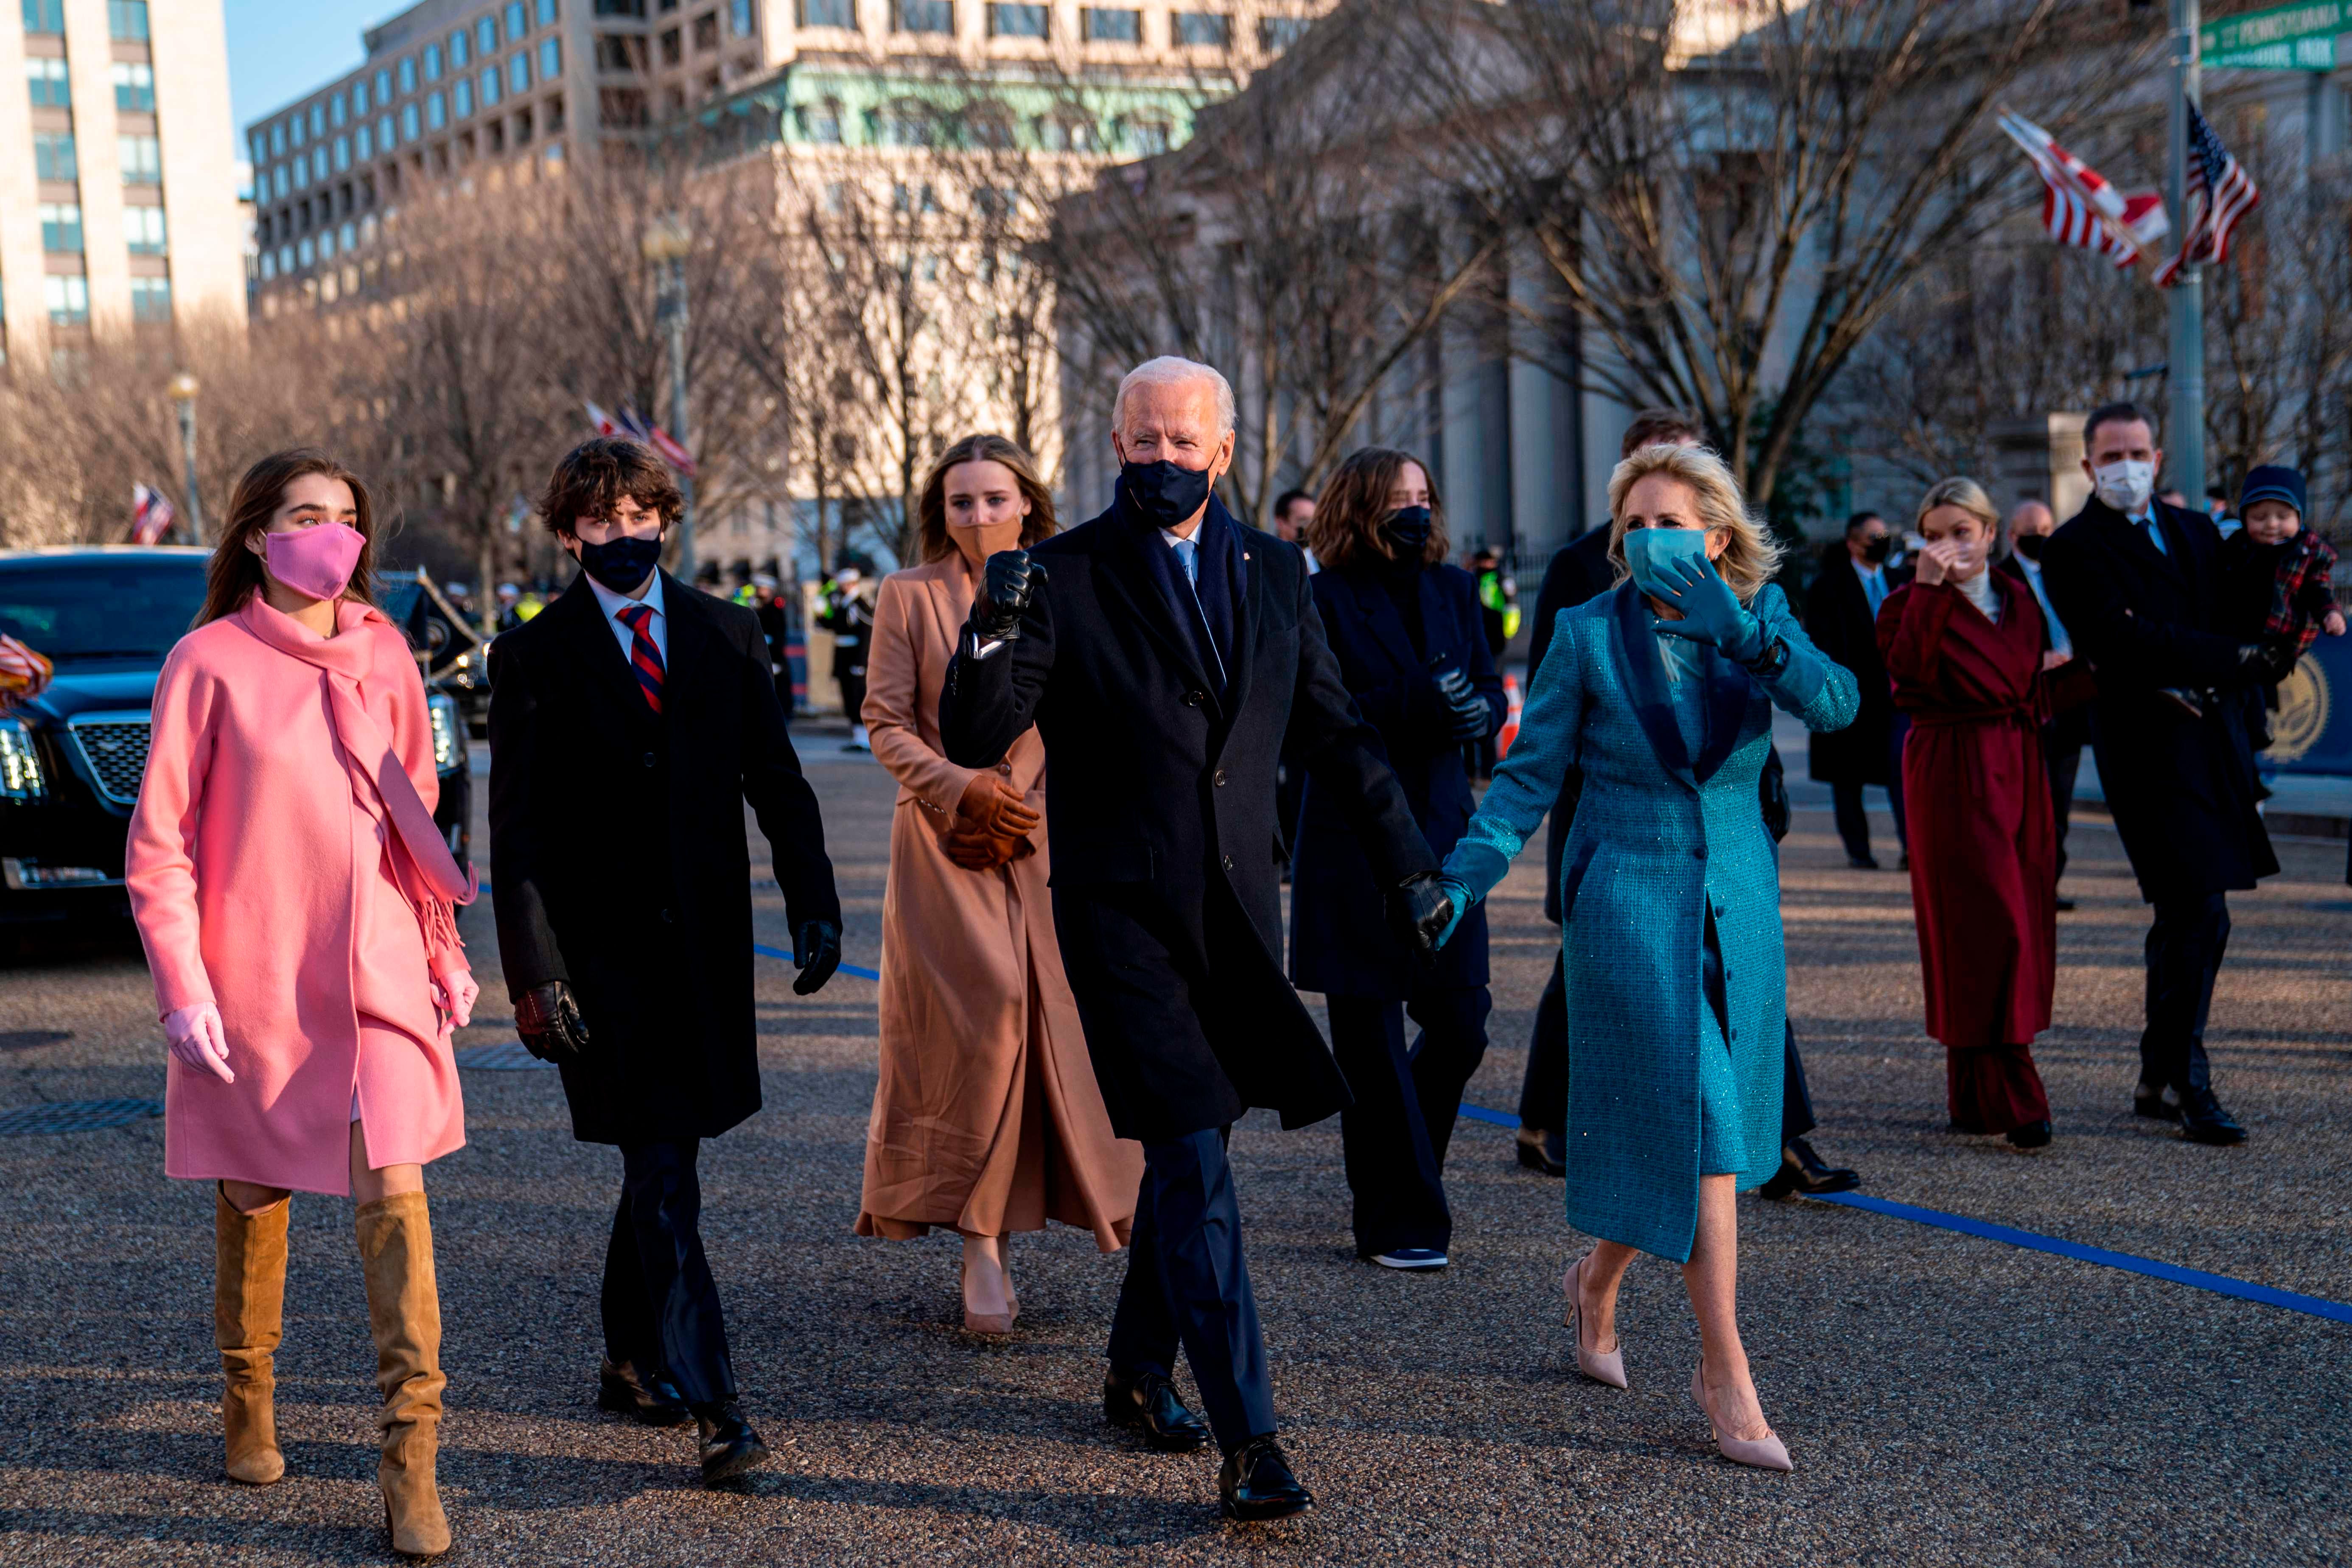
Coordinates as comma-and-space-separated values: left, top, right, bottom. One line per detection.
215, 1184, 289, 1485
356, 1192, 450, 1559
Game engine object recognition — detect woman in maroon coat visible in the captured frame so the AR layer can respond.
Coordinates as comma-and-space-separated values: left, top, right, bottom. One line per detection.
1877, 478, 2058, 1149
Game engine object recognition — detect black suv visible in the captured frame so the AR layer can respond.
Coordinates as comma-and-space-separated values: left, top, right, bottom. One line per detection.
0, 548, 471, 926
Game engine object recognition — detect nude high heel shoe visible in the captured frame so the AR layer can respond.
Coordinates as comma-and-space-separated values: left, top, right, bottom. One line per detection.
960, 1250, 1016, 1336
1690, 1363, 1792, 1472
1562, 1255, 1627, 1389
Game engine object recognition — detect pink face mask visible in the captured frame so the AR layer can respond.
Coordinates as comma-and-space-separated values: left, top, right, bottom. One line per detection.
261, 522, 364, 602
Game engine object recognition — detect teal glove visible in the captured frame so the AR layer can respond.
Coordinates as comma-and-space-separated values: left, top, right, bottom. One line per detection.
1648, 552, 1764, 661
1431, 876, 1471, 951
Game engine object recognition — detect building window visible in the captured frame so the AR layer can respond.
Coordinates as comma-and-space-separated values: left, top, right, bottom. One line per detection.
290, 115, 306, 148
312, 146, 328, 179
277, 243, 292, 272
659, 26, 681, 63
311, 104, 325, 136
424, 44, 443, 81
331, 92, 347, 126
375, 68, 393, 103
896, 0, 951, 33
121, 134, 162, 183
427, 91, 446, 128
399, 57, 418, 93
875, 100, 933, 144
378, 113, 394, 148
731, 0, 753, 34
798, 97, 841, 142
130, 276, 171, 322
45, 274, 90, 325
1126, 117, 1168, 154
33, 132, 76, 182
507, 1, 528, 38
540, 37, 563, 78
594, 0, 646, 13
1173, 10, 1226, 45
482, 65, 501, 106
27, 58, 71, 108
595, 34, 640, 70
333, 134, 350, 169
260, 250, 276, 280
271, 123, 286, 155
298, 235, 315, 266
510, 53, 531, 92
538, 0, 559, 22
800, 0, 854, 22
273, 164, 288, 196
400, 102, 420, 140
1081, 7, 1137, 41
354, 80, 370, 115
548, 91, 565, 129
356, 124, 372, 158
107, 0, 147, 40
21, 0, 64, 34
1039, 115, 1092, 151
1258, 14, 1309, 50
479, 16, 498, 52
987, 2, 1043, 35
451, 29, 470, 68
454, 78, 473, 117
125, 204, 167, 254
39, 203, 83, 252
115, 62, 158, 112
692, 10, 718, 48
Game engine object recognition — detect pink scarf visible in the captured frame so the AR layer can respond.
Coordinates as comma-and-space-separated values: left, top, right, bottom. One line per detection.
238, 596, 475, 977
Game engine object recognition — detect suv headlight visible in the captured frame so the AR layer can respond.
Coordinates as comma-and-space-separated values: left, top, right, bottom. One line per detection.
427, 693, 462, 776
0, 720, 46, 801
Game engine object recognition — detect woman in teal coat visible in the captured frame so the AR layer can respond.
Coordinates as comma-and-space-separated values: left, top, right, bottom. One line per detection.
1431, 443, 1856, 1471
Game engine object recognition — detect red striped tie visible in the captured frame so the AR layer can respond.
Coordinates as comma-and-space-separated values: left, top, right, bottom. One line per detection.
616, 603, 665, 714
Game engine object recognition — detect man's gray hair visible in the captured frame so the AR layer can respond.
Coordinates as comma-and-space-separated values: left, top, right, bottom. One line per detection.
1113, 356, 1237, 437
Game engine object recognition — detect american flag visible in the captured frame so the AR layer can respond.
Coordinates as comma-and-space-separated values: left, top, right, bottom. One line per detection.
622, 403, 699, 479
129, 483, 175, 545
2154, 104, 2261, 287
1999, 111, 2162, 264
583, 400, 622, 437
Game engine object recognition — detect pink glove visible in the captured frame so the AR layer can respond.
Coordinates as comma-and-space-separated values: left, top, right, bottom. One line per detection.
163, 1002, 234, 1084
431, 968, 479, 1030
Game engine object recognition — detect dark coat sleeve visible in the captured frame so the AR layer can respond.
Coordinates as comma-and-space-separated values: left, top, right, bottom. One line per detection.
1284, 568, 1440, 886
940, 579, 1053, 768
2040, 514, 2246, 691
486, 632, 566, 1001
731, 606, 841, 927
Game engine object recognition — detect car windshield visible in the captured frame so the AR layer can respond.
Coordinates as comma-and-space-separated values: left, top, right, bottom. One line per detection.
0, 559, 210, 663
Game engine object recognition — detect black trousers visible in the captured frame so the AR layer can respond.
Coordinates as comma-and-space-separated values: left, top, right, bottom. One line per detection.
2142, 892, 2231, 1095
1106, 1128, 1274, 1453
2044, 710, 2088, 882
837, 670, 867, 728
1518, 956, 1818, 1150
601, 1139, 735, 1409
1327, 985, 1491, 1256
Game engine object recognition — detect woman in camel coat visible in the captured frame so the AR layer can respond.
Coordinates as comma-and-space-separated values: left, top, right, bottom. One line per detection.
856, 434, 1140, 1333
127, 450, 476, 1557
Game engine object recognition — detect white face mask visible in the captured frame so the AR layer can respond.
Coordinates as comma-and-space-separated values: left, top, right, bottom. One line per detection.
2093, 459, 2156, 517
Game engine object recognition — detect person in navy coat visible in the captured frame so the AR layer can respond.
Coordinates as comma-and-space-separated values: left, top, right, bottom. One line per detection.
1288, 448, 1503, 1271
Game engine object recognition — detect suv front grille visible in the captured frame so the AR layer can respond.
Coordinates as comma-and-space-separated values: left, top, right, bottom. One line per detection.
69, 720, 151, 807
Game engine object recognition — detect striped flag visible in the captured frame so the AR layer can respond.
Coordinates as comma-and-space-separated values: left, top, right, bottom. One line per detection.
2045, 186, 2169, 269
583, 400, 622, 437
2154, 103, 2262, 288
1999, 111, 2159, 264
130, 483, 175, 545
623, 404, 698, 479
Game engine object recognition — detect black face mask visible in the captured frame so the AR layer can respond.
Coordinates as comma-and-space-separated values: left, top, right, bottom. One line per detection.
1859, 534, 1893, 564
575, 532, 663, 594
1384, 506, 1434, 554
2011, 532, 2045, 562
1120, 459, 1213, 530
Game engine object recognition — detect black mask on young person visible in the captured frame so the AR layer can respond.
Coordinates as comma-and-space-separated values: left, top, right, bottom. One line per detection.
1384, 506, 1434, 554
2011, 532, 2045, 562
574, 532, 663, 594
1859, 534, 1894, 564
1120, 459, 1213, 530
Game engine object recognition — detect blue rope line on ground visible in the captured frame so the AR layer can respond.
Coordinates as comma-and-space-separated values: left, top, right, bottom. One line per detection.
1453, 1097, 2352, 1325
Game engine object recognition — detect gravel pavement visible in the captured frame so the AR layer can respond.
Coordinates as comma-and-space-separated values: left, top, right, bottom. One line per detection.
0, 734, 2345, 1566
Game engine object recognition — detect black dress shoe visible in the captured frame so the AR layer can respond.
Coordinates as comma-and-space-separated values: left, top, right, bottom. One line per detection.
1515, 1127, 1567, 1177
1103, 1369, 1209, 1452
1219, 1434, 1312, 1521
2178, 1088, 2248, 1146
2134, 1082, 2183, 1122
2054, 897, 2077, 912
1758, 1138, 1861, 1198
1846, 854, 1880, 871
2005, 1119, 2053, 1150
692, 1400, 770, 1485
597, 1359, 692, 1426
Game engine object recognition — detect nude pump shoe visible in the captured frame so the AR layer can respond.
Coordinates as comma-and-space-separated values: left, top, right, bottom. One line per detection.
1690, 1363, 1792, 1472
960, 1250, 1016, 1336
1562, 1255, 1627, 1389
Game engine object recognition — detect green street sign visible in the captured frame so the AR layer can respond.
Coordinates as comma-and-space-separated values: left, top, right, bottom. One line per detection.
2200, 0, 2352, 56
2209, 34, 2338, 68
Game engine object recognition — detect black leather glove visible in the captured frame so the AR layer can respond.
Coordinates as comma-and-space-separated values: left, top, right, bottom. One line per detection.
514, 980, 589, 1063
2239, 639, 2299, 686
792, 918, 842, 995
1388, 871, 1456, 959
1431, 666, 1490, 743
970, 550, 1047, 644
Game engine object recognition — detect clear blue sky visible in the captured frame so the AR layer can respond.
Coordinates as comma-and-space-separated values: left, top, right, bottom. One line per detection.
223, 0, 398, 147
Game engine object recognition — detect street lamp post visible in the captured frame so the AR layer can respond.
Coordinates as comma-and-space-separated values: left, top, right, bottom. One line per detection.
641, 216, 695, 581
166, 371, 206, 545
2167, 0, 2205, 503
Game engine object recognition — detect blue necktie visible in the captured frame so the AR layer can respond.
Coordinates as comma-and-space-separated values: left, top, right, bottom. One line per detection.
1863, 568, 1886, 617
1171, 536, 1198, 586
2138, 513, 2168, 557
1166, 536, 1224, 683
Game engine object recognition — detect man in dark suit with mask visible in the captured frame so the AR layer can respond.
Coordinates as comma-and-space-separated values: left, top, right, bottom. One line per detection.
939, 357, 1446, 1521
2039, 402, 2286, 1145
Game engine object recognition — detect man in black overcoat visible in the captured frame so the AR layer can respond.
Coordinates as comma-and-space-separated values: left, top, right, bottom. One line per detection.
487, 438, 844, 1483
1806, 510, 1910, 868
2039, 402, 2285, 1146
939, 358, 1444, 1521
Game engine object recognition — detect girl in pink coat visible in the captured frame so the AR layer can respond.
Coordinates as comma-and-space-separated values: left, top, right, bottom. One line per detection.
127, 450, 476, 1560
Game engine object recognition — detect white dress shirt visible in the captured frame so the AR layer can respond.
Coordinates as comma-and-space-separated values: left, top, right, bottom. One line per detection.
584, 566, 668, 664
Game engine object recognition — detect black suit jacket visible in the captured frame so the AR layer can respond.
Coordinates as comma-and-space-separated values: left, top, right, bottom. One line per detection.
1288, 561, 1504, 998
939, 496, 1435, 1141
2039, 496, 2275, 899
1805, 546, 1907, 784
487, 572, 841, 1144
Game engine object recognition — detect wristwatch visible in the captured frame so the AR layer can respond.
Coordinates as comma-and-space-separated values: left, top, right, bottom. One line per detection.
1740, 634, 1792, 680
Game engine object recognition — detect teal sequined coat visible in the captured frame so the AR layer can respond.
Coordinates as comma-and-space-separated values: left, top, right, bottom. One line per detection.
1444, 580, 1858, 1261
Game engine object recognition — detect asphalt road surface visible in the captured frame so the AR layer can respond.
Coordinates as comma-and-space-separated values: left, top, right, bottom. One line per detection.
0, 732, 2344, 1566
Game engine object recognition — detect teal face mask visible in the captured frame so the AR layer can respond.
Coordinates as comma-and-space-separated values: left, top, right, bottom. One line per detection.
1623, 525, 1712, 598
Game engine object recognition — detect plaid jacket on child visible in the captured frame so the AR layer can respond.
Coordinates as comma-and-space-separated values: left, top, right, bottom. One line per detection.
2269, 531, 2340, 652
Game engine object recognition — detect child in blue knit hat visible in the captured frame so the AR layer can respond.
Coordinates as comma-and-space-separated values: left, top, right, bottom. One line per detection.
2217, 464, 2343, 751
